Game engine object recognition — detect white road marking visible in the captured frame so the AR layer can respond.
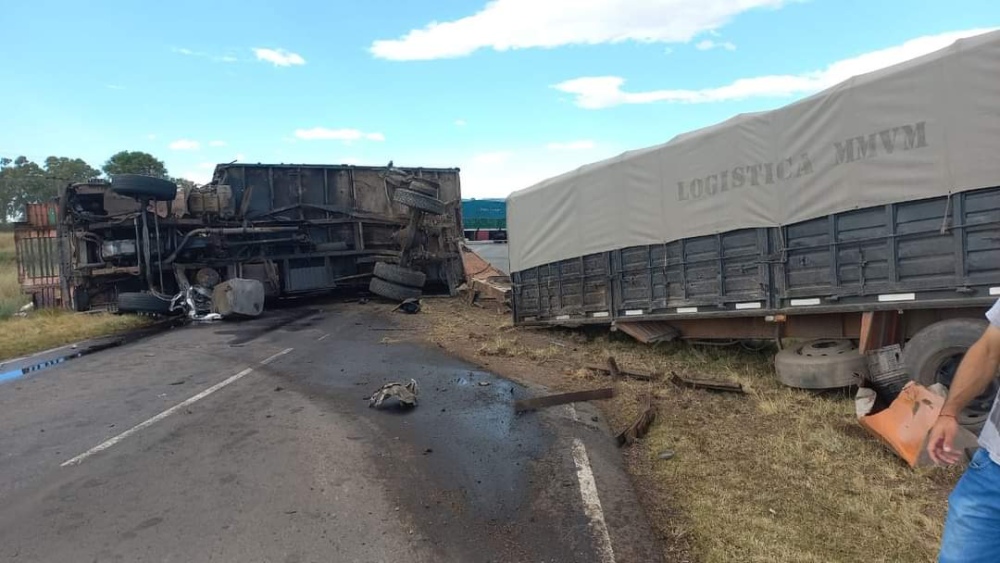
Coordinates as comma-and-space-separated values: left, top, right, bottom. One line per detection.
317, 333, 330, 341
61, 347, 294, 467
571, 438, 616, 563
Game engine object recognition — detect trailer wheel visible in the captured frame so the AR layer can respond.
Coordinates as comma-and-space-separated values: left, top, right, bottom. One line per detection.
774, 339, 867, 389
110, 175, 178, 201
904, 318, 997, 433
393, 188, 445, 216
369, 277, 422, 302
117, 292, 172, 315
373, 262, 426, 288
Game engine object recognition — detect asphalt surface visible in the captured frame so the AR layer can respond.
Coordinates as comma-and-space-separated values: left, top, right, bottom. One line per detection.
465, 241, 510, 274
0, 301, 661, 563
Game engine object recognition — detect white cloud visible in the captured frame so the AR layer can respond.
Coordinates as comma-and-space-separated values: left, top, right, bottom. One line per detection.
695, 39, 736, 51
209, 140, 227, 147
370, 0, 785, 61
546, 140, 596, 151
106, 84, 125, 90
146, 134, 157, 141
555, 28, 997, 109
294, 127, 385, 142
173, 47, 195, 56
235, 153, 246, 161
216, 55, 239, 63
253, 48, 306, 67
169, 139, 201, 151
455, 119, 467, 127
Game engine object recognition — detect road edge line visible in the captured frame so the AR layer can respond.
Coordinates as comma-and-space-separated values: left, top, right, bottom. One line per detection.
571, 438, 616, 563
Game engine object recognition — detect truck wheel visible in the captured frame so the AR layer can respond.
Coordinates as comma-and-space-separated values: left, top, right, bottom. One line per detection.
369, 277, 422, 302
373, 262, 426, 288
904, 318, 997, 433
393, 188, 445, 216
774, 339, 867, 389
117, 292, 172, 314
111, 175, 178, 201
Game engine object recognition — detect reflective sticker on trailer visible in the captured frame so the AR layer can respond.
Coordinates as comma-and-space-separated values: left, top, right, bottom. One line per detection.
676, 307, 698, 314
591, 311, 610, 318
555, 314, 571, 320
625, 309, 644, 316
790, 298, 821, 306
735, 302, 762, 310
991, 287, 1000, 296
877, 293, 916, 302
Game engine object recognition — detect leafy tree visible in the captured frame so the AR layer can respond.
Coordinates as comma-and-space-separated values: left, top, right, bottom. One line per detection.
103, 150, 167, 178
44, 156, 100, 184
0, 156, 49, 223
171, 177, 199, 191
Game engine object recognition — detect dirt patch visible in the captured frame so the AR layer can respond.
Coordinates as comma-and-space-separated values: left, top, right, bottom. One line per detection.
398, 297, 963, 563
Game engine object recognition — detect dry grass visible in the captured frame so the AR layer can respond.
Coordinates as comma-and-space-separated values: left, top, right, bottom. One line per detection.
0, 309, 150, 361
0, 231, 24, 319
416, 298, 963, 563
0, 231, 151, 361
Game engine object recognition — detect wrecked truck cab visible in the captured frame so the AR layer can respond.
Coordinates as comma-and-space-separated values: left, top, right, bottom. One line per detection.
15, 164, 465, 317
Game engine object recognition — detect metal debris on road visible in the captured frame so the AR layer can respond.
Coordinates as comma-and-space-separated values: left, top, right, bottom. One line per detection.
657, 450, 676, 460
616, 400, 657, 447
669, 371, 745, 394
478, 381, 491, 386
393, 298, 422, 314
369, 379, 420, 409
514, 388, 614, 413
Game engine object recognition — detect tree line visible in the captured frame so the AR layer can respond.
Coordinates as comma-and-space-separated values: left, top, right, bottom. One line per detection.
0, 150, 198, 223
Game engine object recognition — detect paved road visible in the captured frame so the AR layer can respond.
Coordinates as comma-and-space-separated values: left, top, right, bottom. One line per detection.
465, 241, 510, 274
0, 301, 660, 563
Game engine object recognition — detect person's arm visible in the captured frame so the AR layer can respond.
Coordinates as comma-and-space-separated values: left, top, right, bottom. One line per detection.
928, 325, 1000, 465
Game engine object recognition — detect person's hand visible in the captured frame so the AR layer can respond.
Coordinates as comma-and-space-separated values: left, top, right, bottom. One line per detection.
928, 415, 963, 465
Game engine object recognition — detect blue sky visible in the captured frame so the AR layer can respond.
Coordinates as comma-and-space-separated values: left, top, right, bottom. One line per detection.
1, 0, 996, 198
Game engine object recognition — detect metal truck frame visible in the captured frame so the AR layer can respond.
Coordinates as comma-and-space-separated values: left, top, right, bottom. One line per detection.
15, 163, 465, 316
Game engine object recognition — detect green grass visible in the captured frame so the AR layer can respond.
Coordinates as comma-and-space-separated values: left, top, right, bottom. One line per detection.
0, 231, 24, 319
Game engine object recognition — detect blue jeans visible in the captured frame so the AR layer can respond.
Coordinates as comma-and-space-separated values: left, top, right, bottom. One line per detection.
940, 448, 1000, 562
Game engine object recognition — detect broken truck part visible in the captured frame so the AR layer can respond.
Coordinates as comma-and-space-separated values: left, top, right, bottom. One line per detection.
14, 163, 465, 317
506, 31, 1000, 400
369, 379, 419, 409
514, 388, 615, 413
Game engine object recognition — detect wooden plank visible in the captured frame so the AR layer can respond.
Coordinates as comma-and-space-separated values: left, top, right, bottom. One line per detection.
586, 362, 658, 382
858, 311, 876, 354
615, 400, 657, 446
514, 388, 614, 413
669, 372, 745, 394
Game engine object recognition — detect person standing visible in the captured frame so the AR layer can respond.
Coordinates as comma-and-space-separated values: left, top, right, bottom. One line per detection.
929, 300, 1000, 562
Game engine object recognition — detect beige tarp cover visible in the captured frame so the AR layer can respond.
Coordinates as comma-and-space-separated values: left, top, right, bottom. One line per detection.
507, 31, 1000, 273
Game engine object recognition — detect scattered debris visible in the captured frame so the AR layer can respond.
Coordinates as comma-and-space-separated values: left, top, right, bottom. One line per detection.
865, 344, 909, 401
477, 381, 491, 387
657, 450, 676, 461
669, 371, 745, 394
855, 388, 877, 419
514, 387, 615, 413
369, 379, 419, 409
586, 358, 658, 381
169, 380, 185, 386
616, 399, 658, 446
274, 386, 284, 392
393, 298, 422, 314
14, 302, 34, 317
423, 448, 433, 455
859, 381, 977, 467
614, 321, 679, 344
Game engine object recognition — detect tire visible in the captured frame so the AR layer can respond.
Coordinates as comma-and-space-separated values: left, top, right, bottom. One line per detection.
393, 188, 445, 215
117, 292, 172, 314
904, 318, 996, 433
368, 277, 422, 302
111, 174, 178, 201
373, 262, 426, 288
774, 339, 868, 389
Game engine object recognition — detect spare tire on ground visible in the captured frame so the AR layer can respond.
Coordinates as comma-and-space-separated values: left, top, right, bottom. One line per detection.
903, 318, 997, 433
392, 188, 445, 216
117, 292, 172, 315
373, 262, 426, 288
111, 175, 178, 201
774, 339, 868, 389
369, 277, 422, 302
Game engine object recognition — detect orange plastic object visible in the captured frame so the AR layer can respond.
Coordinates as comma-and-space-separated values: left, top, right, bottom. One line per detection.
859, 382, 943, 467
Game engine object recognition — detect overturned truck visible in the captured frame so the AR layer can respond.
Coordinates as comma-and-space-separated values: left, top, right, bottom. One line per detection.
508, 32, 1000, 430
15, 163, 465, 317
